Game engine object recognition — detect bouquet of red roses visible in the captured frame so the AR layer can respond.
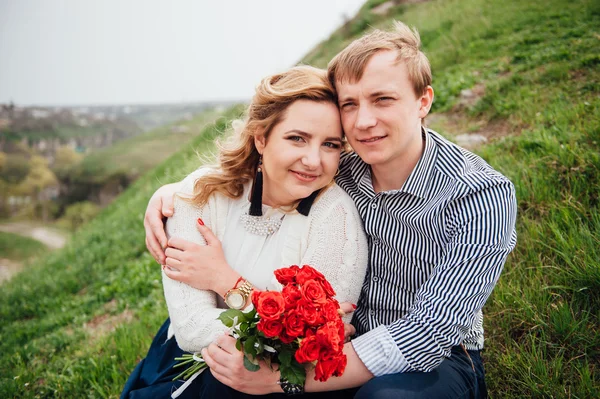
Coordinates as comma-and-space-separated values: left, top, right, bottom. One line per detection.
173, 265, 347, 387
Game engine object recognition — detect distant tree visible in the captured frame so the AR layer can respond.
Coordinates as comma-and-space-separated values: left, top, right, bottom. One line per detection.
52, 145, 83, 179
60, 201, 100, 231
0, 153, 30, 183
0, 178, 9, 218
18, 155, 59, 221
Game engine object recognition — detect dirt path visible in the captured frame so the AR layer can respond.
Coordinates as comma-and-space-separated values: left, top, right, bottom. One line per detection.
0, 258, 22, 283
0, 222, 67, 249
0, 222, 68, 283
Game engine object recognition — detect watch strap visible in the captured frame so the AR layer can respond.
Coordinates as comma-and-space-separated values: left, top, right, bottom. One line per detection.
237, 280, 253, 298
278, 377, 304, 395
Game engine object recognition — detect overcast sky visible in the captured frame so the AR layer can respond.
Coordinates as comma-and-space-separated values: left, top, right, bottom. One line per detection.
0, 0, 366, 106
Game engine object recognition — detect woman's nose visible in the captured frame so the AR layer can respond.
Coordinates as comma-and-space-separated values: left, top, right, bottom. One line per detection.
301, 147, 320, 169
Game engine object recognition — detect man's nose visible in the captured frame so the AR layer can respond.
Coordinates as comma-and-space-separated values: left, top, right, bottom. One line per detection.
355, 105, 377, 130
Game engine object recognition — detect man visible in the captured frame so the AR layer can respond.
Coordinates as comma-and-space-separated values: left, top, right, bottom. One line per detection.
144, 21, 517, 398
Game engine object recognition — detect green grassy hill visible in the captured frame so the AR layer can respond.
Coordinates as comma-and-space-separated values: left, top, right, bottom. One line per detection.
0, 231, 48, 262
78, 107, 225, 183
1, 0, 598, 397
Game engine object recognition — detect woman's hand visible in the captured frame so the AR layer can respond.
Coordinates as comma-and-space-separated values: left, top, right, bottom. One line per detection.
201, 334, 283, 395
339, 302, 357, 342
144, 182, 181, 264
163, 221, 239, 295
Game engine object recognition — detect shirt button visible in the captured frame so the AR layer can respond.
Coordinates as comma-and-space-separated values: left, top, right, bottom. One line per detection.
372, 276, 379, 283
373, 238, 380, 245
370, 310, 376, 316
371, 203, 377, 209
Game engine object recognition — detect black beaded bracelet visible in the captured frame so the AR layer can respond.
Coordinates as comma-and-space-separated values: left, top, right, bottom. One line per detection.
278, 377, 304, 395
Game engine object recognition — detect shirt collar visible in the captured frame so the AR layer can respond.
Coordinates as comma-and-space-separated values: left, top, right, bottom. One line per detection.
341, 128, 437, 200
398, 128, 437, 200
342, 152, 376, 198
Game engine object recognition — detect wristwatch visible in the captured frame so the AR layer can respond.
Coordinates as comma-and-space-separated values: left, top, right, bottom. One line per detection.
224, 278, 253, 309
278, 377, 304, 395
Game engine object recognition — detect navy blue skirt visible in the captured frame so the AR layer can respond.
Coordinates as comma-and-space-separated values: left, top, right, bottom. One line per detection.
120, 319, 357, 399
121, 318, 203, 399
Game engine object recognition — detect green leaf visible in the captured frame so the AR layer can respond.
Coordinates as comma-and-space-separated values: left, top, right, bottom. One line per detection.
278, 349, 292, 367
218, 309, 246, 327
255, 338, 264, 355
244, 335, 257, 357
284, 358, 306, 386
243, 355, 261, 372
246, 308, 257, 320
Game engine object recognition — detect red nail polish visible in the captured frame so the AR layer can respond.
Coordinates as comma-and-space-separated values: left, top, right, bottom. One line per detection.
352, 304, 357, 310
197, 218, 204, 226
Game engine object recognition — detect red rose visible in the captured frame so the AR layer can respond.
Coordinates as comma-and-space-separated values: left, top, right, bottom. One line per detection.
295, 265, 326, 285
279, 330, 296, 344
316, 320, 344, 352
257, 318, 283, 338
319, 300, 341, 324
296, 299, 319, 326
315, 352, 347, 381
251, 289, 262, 309
295, 333, 320, 364
334, 353, 347, 377
283, 309, 305, 338
314, 356, 336, 381
319, 278, 336, 298
255, 291, 285, 320
282, 284, 302, 310
301, 279, 327, 304
274, 265, 300, 285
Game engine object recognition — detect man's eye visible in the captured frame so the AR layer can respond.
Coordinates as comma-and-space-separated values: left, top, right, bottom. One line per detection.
376, 97, 393, 103
341, 103, 356, 109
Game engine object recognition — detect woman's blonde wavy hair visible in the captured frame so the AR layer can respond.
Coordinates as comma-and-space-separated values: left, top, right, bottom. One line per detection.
189, 65, 339, 207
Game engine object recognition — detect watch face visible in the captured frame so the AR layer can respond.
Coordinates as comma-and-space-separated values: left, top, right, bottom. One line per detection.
226, 292, 244, 309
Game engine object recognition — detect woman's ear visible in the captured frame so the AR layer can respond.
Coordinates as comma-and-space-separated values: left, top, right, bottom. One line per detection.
254, 134, 266, 154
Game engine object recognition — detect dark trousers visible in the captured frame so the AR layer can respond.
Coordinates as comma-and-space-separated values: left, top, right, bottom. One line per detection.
354, 346, 487, 399
198, 346, 487, 399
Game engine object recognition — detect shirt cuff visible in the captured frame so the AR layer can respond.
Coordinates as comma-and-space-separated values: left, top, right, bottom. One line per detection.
351, 324, 411, 376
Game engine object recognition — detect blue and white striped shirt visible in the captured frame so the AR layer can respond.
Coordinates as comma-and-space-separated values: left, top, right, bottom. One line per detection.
335, 128, 517, 375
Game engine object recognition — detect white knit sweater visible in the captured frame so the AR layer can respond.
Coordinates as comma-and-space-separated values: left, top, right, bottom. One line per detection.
163, 169, 368, 353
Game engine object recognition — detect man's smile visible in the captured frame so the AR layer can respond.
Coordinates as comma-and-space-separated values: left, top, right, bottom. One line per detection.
358, 135, 387, 144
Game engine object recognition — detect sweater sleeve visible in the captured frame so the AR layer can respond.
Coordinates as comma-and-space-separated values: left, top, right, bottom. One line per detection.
299, 187, 369, 324
162, 169, 230, 353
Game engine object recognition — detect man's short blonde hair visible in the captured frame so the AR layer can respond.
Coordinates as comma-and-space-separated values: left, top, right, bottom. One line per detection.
327, 21, 432, 96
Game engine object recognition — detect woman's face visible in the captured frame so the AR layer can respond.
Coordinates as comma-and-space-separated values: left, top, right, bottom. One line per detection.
254, 99, 343, 208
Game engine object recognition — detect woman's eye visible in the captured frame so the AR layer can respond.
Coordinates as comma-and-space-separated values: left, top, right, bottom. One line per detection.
323, 142, 341, 149
287, 135, 304, 142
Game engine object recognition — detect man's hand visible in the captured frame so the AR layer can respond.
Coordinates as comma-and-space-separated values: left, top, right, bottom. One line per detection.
144, 182, 180, 264
201, 334, 282, 395
163, 221, 239, 295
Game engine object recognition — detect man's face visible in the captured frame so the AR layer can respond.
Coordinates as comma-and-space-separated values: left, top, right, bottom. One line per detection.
336, 51, 433, 172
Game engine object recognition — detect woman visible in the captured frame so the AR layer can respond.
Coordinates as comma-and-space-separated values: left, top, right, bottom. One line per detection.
121, 66, 368, 398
